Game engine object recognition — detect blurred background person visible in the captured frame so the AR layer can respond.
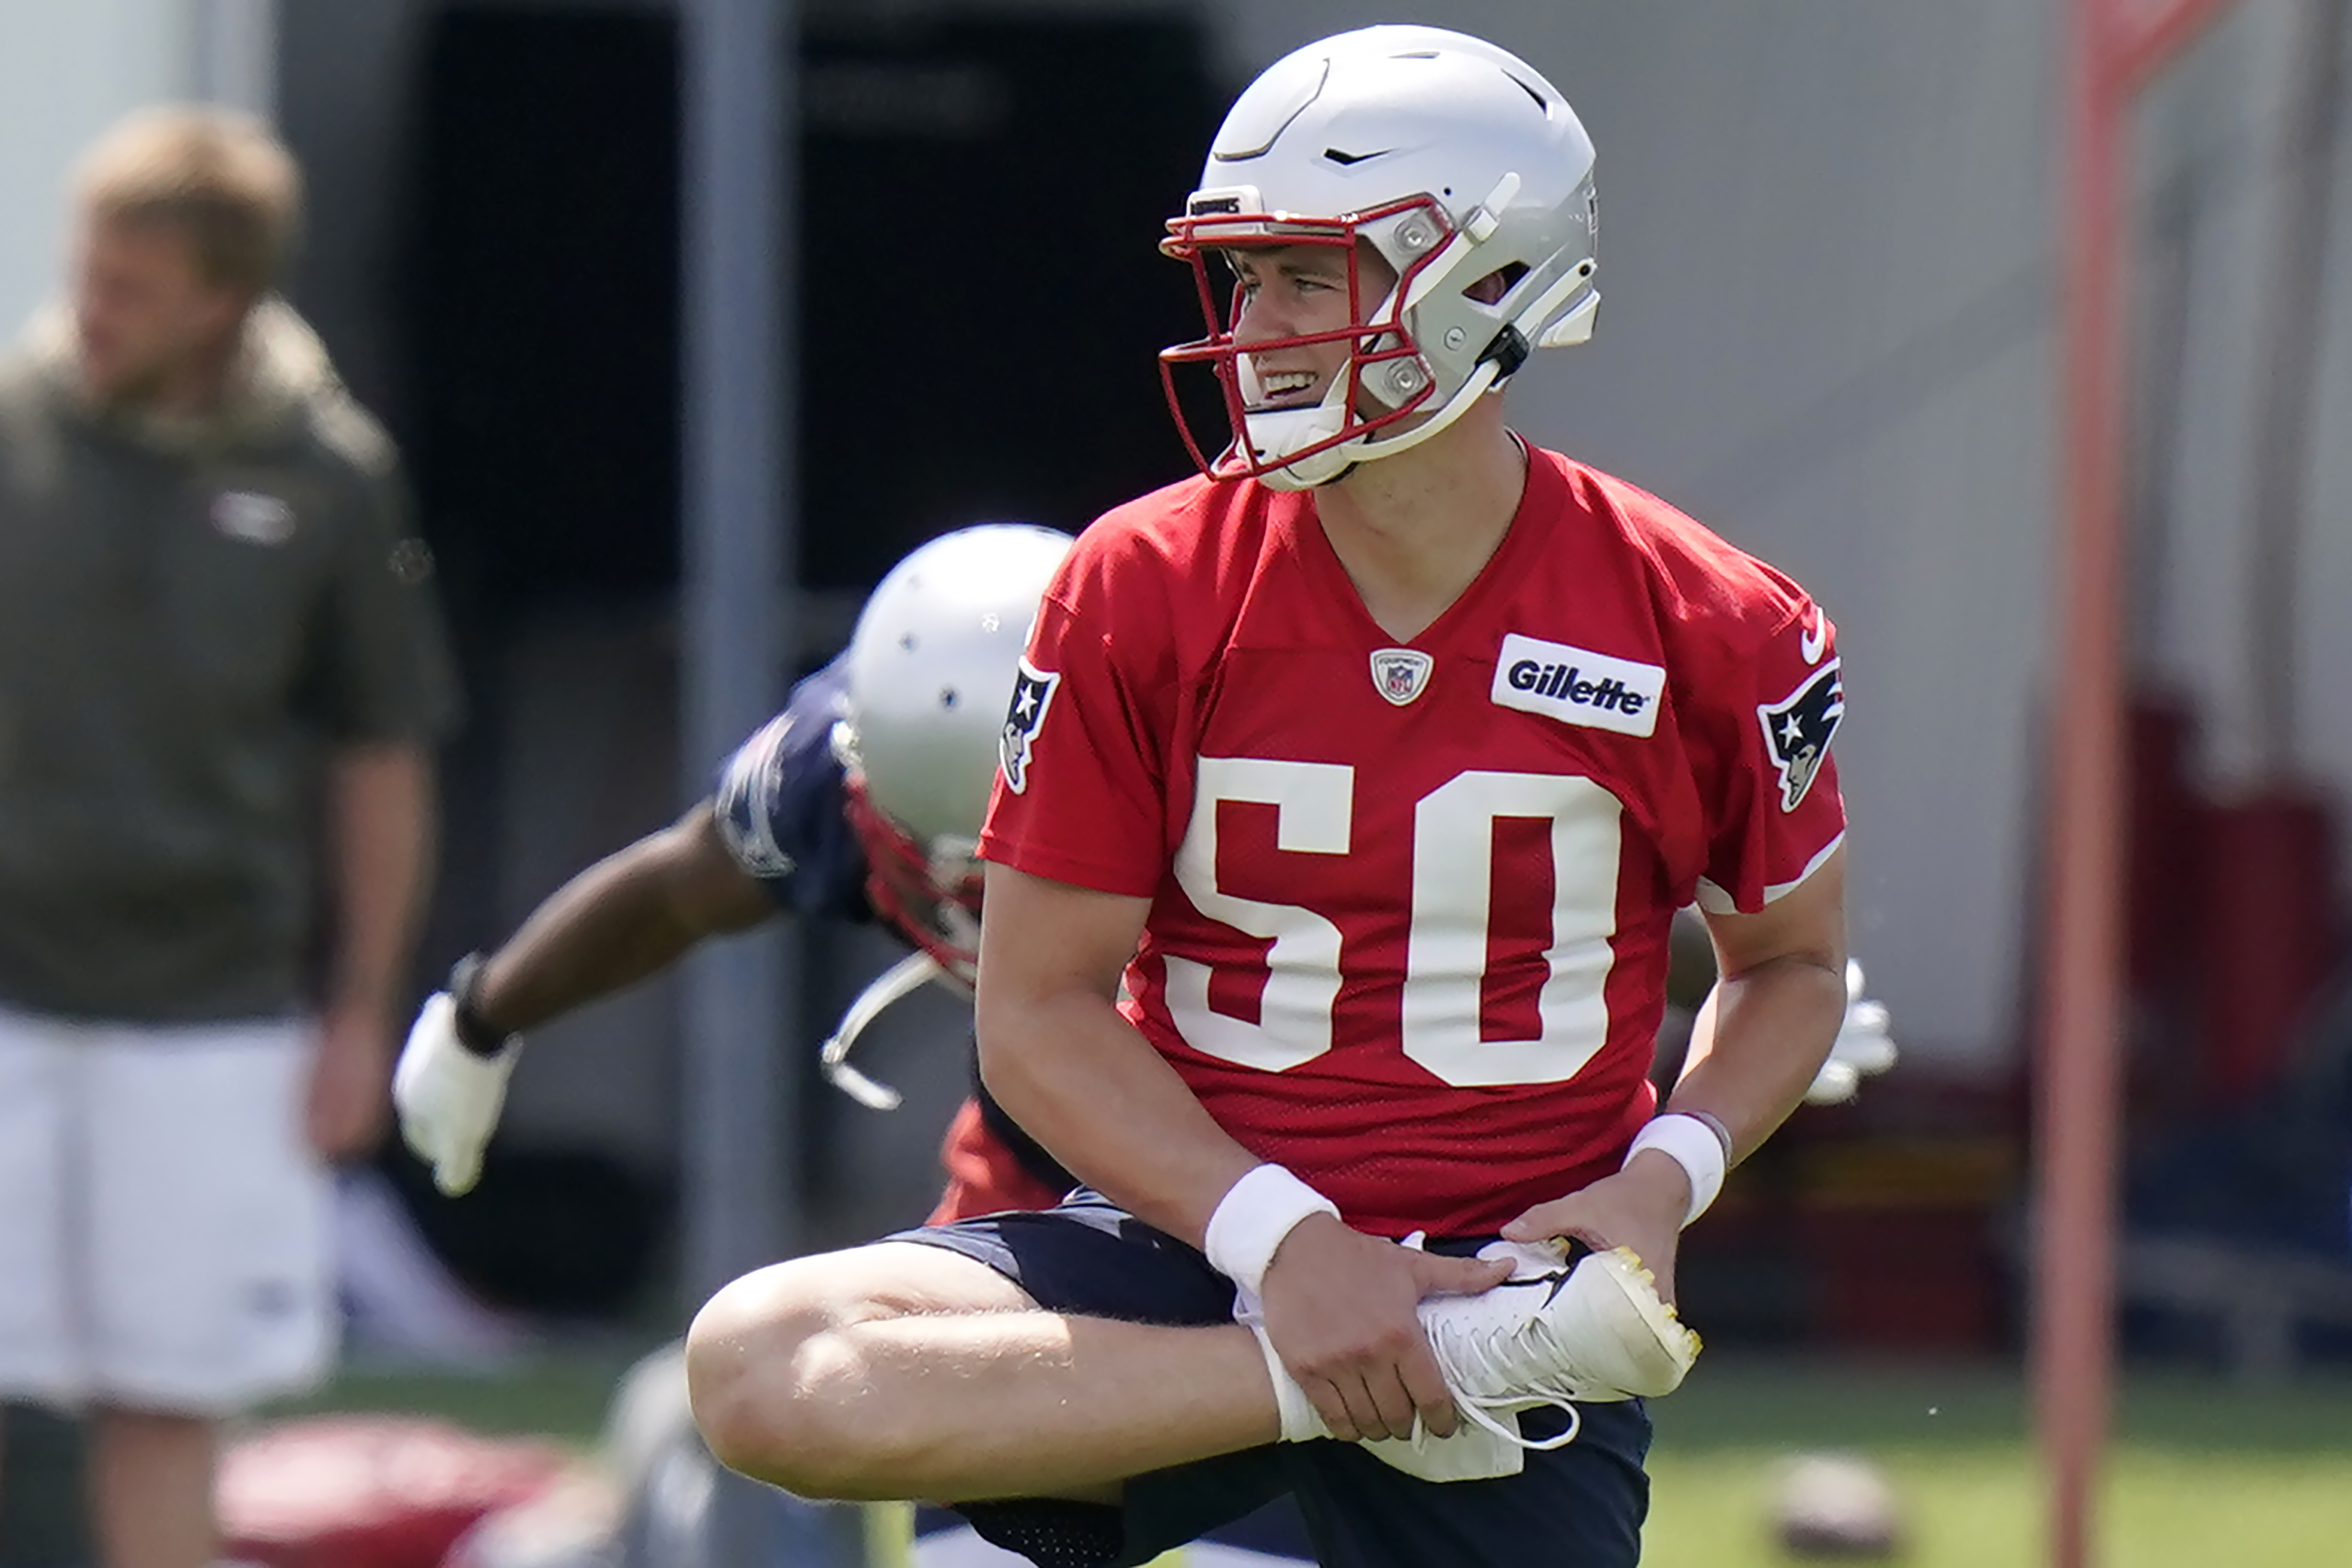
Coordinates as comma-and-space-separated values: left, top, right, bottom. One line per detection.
0, 106, 456, 1568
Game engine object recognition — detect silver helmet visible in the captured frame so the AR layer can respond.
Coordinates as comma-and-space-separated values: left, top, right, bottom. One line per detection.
1161, 26, 1599, 489
833, 522, 1074, 978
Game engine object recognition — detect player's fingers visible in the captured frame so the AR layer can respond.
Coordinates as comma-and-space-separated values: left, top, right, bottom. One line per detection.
1338, 1368, 1410, 1444
1499, 1196, 1582, 1243
1398, 1341, 1460, 1439
1305, 1374, 1368, 1444
1410, 1251, 1512, 1298
1363, 1361, 1423, 1444
1505, 1200, 1620, 1252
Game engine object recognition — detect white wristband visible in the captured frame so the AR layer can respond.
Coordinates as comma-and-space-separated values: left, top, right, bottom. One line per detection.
1203, 1164, 1340, 1298
1625, 1113, 1728, 1229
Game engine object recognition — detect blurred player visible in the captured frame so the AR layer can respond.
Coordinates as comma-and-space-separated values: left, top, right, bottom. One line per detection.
391, 522, 1315, 1565
392, 523, 1075, 1220
686, 25, 1853, 1568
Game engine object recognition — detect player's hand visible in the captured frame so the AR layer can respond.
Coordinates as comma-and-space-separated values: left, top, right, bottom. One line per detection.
1501, 1159, 1689, 1308
307, 1004, 395, 1162
1806, 959, 1899, 1105
391, 992, 521, 1196
1258, 1214, 1512, 1444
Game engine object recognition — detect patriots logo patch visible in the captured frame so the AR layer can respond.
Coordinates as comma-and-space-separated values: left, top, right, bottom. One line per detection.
1759, 660, 1843, 812
999, 659, 1059, 793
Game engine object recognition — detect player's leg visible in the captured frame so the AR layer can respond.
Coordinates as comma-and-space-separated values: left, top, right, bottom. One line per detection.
85, 1407, 216, 1568
82, 1019, 336, 1568
686, 1228, 1282, 1502
0, 1008, 84, 1521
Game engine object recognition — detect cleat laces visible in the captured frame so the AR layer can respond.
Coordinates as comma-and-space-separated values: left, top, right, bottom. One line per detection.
1419, 1280, 1588, 1451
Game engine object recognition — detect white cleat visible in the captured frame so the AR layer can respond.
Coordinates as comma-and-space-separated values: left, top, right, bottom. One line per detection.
1431, 1240, 1701, 1410
1361, 1240, 1701, 1482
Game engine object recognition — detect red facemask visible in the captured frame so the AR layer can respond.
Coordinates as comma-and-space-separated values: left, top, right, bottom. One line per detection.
1158, 193, 1457, 482
842, 772, 982, 984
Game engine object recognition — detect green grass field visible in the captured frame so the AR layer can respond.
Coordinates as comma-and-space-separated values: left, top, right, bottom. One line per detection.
271, 1348, 2352, 1567
1643, 1359, 2352, 1567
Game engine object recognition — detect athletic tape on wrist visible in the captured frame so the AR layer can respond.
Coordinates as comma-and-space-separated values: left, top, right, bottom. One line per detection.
1625, 1113, 1728, 1229
1203, 1164, 1340, 1299
446, 953, 515, 1059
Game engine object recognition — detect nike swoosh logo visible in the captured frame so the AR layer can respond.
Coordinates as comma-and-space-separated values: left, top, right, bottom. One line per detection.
1495, 1270, 1575, 1306
1799, 609, 1828, 666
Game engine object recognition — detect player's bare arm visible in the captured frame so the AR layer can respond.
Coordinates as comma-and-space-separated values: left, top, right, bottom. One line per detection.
470, 802, 774, 1036
1503, 848, 1849, 1305
1670, 846, 1850, 1159
978, 863, 1509, 1446
975, 861, 1255, 1228
312, 740, 436, 1160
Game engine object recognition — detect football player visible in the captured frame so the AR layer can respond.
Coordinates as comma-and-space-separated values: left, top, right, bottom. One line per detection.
392, 523, 1078, 1220
685, 26, 1856, 1568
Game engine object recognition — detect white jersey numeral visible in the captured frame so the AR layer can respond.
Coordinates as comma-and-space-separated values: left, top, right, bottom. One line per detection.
1402, 771, 1620, 1085
1166, 757, 1353, 1071
1167, 760, 1623, 1089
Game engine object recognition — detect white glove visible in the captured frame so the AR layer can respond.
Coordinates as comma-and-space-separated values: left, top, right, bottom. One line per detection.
393, 991, 521, 1196
1805, 959, 1898, 1105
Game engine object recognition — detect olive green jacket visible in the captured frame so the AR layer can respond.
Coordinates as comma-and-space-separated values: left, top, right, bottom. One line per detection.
0, 301, 458, 1021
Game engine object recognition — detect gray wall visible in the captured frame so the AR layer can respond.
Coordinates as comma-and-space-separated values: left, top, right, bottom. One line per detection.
0, 1, 209, 333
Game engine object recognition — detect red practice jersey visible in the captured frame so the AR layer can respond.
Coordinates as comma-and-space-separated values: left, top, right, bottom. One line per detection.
980, 444, 1846, 1238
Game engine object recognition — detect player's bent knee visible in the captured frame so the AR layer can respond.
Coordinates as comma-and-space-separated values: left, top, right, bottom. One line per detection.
686, 1246, 1021, 1498
685, 1263, 840, 1488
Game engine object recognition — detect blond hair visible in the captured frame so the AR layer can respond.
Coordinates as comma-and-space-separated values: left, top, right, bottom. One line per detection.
74, 105, 301, 294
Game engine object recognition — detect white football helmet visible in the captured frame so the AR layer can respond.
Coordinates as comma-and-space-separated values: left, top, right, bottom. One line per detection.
1160, 26, 1600, 489
833, 522, 1074, 981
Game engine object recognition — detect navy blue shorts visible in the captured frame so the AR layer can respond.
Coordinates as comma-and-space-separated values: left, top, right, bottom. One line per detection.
891, 1194, 1652, 1568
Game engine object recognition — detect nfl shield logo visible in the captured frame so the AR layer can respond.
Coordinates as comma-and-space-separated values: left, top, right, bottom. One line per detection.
1369, 648, 1434, 706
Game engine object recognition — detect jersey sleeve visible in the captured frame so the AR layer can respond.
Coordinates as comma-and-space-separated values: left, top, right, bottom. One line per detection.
977, 535, 1174, 898
711, 658, 870, 921
1692, 600, 1848, 915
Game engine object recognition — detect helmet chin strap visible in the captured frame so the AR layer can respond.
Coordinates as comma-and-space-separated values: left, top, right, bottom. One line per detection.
819, 948, 965, 1111
1244, 402, 1359, 490
1250, 355, 1505, 490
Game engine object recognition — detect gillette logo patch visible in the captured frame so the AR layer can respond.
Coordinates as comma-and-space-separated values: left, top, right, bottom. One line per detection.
1490, 634, 1665, 737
